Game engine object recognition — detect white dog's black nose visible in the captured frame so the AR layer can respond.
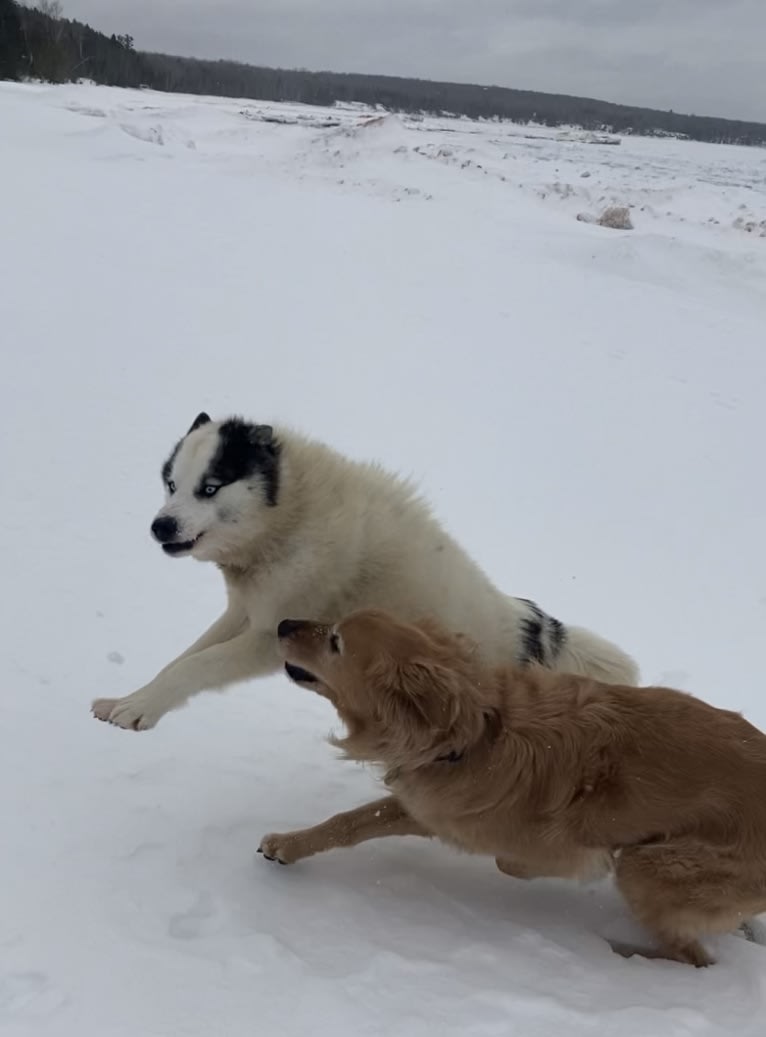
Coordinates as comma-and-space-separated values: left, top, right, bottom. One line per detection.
277, 619, 305, 639
151, 516, 179, 543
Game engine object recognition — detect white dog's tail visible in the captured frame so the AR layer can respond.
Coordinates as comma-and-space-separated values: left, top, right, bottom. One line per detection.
555, 625, 639, 686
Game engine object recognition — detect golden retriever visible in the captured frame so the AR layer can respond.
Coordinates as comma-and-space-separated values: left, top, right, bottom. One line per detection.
260, 609, 766, 967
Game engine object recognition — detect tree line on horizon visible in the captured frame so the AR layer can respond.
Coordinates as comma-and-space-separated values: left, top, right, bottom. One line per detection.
2, 0, 765, 147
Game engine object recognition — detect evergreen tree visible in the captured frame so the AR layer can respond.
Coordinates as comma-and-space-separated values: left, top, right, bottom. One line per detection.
0, 0, 26, 80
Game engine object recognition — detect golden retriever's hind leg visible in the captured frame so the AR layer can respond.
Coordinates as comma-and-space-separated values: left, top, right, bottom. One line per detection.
258, 796, 430, 866
614, 844, 718, 966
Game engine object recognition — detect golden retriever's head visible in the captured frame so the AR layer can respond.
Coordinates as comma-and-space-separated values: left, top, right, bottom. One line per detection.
277, 609, 491, 769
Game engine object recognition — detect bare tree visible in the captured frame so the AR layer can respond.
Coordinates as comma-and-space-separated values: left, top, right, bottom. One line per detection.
36, 0, 62, 16
37, 0, 64, 44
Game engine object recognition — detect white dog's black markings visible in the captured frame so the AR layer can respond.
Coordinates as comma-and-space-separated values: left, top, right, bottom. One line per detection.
517, 598, 567, 667
207, 419, 281, 505
161, 413, 281, 506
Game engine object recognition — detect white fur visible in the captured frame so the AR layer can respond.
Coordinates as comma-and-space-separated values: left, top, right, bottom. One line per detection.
92, 422, 638, 730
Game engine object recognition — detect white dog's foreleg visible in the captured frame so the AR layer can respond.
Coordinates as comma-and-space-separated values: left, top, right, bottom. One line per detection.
91, 628, 279, 731
154, 605, 248, 678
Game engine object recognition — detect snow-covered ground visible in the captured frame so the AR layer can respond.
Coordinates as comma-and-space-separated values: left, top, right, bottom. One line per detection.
2, 80, 766, 1035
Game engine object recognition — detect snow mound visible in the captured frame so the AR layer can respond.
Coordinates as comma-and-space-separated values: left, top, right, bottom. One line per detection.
316, 113, 413, 163
577, 205, 635, 230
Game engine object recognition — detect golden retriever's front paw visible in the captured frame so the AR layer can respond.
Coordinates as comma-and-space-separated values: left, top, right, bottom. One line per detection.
257, 833, 300, 865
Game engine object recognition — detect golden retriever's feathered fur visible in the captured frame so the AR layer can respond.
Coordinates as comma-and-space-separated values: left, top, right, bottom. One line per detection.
263, 609, 766, 968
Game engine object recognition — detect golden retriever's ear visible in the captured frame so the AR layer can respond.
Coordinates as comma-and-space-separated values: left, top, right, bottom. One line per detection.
370, 654, 480, 752
412, 618, 478, 665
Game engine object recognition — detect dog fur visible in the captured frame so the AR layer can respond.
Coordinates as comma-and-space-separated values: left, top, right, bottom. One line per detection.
91, 413, 637, 731
265, 609, 766, 967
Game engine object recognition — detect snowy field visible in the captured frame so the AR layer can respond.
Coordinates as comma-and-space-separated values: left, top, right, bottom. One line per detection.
2, 80, 766, 1035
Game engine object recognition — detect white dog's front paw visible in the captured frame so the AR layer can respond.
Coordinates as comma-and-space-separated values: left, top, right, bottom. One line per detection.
91, 695, 160, 731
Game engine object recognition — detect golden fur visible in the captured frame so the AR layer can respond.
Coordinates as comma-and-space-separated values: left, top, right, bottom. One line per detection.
262, 609, 766, 967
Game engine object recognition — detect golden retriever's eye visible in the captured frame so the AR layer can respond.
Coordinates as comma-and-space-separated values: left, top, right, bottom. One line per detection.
329, 633, 341, 654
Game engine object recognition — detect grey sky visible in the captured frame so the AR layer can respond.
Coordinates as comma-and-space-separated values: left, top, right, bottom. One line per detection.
62, 0, 765, 122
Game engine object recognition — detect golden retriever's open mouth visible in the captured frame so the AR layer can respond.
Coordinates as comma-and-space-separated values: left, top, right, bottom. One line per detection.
284, 662, 318, 684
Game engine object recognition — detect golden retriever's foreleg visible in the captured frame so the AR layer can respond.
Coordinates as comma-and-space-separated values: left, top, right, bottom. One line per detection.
258, 796, 430, 865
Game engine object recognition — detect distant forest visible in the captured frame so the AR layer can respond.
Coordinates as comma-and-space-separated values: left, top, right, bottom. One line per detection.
2, 0, 766, 146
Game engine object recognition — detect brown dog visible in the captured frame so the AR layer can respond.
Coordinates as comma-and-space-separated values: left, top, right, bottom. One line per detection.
260, 609, 766, 967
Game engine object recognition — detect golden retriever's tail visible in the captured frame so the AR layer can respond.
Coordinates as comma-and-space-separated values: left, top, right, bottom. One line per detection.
554, 624, 639, 686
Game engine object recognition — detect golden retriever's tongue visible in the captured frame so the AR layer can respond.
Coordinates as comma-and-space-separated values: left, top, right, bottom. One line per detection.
284, 662, 318, 684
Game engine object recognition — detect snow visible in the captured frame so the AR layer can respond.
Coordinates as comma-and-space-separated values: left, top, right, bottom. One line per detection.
2, 80, 766, 1035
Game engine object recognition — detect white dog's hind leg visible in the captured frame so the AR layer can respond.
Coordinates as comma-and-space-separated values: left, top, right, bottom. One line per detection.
91, 629, 279, 731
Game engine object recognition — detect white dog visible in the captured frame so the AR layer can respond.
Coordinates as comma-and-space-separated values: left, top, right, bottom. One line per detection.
92, 413, 638, 731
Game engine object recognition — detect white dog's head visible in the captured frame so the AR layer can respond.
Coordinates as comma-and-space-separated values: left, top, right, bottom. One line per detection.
151, 413, 281, 563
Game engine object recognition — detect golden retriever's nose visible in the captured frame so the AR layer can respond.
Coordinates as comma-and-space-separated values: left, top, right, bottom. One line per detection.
277, 619, 306, 639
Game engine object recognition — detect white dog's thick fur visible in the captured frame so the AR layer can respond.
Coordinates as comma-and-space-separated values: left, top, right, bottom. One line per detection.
92, 415, 638, 731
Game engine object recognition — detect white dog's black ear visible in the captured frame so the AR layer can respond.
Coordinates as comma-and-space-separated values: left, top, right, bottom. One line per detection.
250, 424, 274, 447
188, 412, 212, 434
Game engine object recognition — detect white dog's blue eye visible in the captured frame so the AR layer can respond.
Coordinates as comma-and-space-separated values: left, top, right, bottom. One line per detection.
203, 485, 219, 497
167, 480, 176, 494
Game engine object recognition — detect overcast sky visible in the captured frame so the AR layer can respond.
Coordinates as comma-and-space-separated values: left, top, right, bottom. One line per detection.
61, 0, 765, 123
